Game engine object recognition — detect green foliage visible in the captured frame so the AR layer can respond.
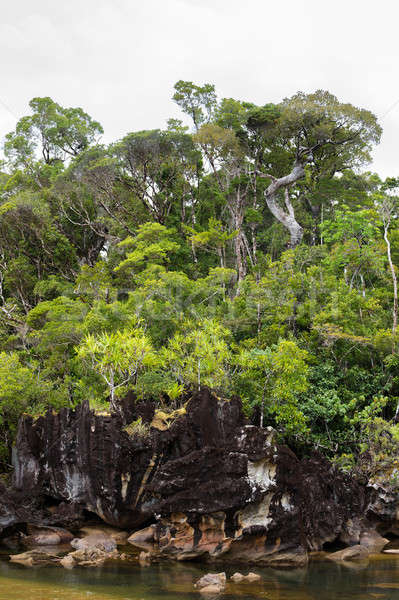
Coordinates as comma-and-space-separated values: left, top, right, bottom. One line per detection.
76, 326, 158, 410
280, 90, 381, 169
4, 97, 103, 168
160, 319, 232, 392
27, 297, 88, 376
0, 84, 397, 472
75, 261, 113, 301
173, 81, 217, 130
115, 222, 180, 278
236, 340, 309, 435
188, 218, 237, 268
0, 352, 56, 466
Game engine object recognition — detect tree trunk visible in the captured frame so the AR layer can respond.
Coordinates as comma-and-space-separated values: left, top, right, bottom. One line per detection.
250, 225, 257, 266
384, 223, 398, 349
230, 190, 247, 283
260, 399, 264, 428
303, 195, 321, 245
233, 232, 246, 282
109, 372, 118, 413
263, 159, 306, 248
217, 247, 224, 268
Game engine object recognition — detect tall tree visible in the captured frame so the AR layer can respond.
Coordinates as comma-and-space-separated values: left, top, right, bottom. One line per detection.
113, 128, 201, 225
375, 187, 398, 349
4, 97, 103, 169
257, 91, 381, 247
77, 328, 157, 413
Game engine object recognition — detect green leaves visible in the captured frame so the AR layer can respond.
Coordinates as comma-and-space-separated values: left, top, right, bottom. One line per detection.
173, 81, 217, 130
236, 340, 309, 435
115, 222, 180, 278
321, 205, 380, 246
188, 218, 237, 268
0, 82, 397, 469
160, 319, 232, 391
0, 352, 55, 464
4, 97, 103, 168
280, 90, 381, 168
114, 128, 201, 224
76, 327, 157, 409
78, 329, 156, 375
0, 352, 38, 411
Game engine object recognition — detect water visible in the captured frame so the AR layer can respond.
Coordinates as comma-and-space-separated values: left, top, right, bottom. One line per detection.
1, 554, 399, 600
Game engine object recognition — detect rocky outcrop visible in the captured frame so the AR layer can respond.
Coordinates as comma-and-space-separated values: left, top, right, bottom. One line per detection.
0, 481, 43, 535
9, 546, 123, 568
12, 392, 254, 529
231, 572, 261, 583
5, 389, 399, 566
8, 529, 130, 569
327, 544, 370, 561
24, 525, 74, 546
195, 572, 226, 595
0, 482, 22, 533
10, 549, 63, 567
70, 533, 117, 552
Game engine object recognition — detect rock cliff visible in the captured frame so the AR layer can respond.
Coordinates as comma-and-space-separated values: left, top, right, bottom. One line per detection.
3, 389, 399, 565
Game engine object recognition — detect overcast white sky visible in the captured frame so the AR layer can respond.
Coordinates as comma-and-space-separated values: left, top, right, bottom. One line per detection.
0, 0, 398, 177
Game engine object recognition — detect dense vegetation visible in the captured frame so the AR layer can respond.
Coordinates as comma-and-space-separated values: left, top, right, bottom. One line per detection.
0, 83, 398, 471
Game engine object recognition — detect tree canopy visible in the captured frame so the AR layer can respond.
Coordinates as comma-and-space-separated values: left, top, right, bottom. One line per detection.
0, 83, 396, 474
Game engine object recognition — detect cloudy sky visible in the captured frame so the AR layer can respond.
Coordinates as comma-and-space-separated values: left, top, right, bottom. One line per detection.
1, 0, 398, 176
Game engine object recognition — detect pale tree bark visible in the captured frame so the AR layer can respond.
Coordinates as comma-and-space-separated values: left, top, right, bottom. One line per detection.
199, 143, 253, 283
261, 158, 307, 248
379, 200, 399, 422
232, 207, 247, 282
378, 198, 398, 353
227, 181, 250, 283
383, 217, 398, 347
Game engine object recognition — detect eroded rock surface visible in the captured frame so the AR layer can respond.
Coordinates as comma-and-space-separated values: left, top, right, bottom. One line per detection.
6, 388, 399, 566
10, 549, 62, 567
70, 533, 117, 552
195, 572, 226, 590
231, 572, 261, 583
327, 544, 370, 562
24, 524, 73, 546
0, 482, 24, 532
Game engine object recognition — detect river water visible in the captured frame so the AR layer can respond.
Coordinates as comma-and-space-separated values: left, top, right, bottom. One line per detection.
1, 554, 399, 600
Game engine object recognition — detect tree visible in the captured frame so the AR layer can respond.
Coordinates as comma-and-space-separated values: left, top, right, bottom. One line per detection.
236, 340, 309, 433
26, 296, 88, 384
75, 261, 113, 302
0, 352, 50, 467
4, 97, 103, 169
257, 91, 381, 247
173, 81, 217, 131
375, 191, 398, 349
193, 122, 251, 280
173, 83, 255, 281
321, 205, 383, 293
188, 218, 237, 268
161, 319, 231, 391
0, 192, 78, 311
113, 128, 201, 224
76, 328, 157, 412
114, 222, 180, 281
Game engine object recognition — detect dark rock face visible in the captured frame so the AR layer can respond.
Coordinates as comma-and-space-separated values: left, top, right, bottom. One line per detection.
0, 482, 21, 533
0, 481, 40, 535
6, 389, 399, 564
13, 392, 254, 529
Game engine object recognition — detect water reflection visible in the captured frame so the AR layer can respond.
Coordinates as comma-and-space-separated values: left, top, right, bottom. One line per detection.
0, 554, 399, 599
